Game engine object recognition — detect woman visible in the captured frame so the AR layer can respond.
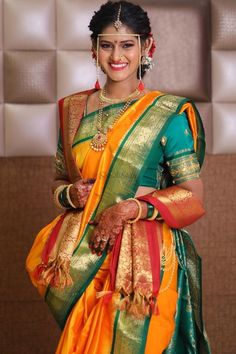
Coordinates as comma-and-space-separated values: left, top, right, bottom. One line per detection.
26, 1, 211, 353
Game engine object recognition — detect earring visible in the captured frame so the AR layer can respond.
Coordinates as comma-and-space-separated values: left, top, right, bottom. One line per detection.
93, 41, 101, 90
137, 36, 145, 92
141, 54, 154, 71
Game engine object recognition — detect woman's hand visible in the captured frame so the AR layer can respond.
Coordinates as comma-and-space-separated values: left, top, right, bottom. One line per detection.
69, 179, 95, 208
89, 200, 147, 256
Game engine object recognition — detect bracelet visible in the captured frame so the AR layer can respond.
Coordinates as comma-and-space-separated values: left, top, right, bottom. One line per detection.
147, 207, 160, 221
127, 198, 143, 224
66, 184, 77, 209
59, 186, 71, 208
53, 184, 69, 209
147, 203, 154, 218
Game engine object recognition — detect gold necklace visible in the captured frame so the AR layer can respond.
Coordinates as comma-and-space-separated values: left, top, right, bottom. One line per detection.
99, 86, 140, 104
90, 88, 140, 152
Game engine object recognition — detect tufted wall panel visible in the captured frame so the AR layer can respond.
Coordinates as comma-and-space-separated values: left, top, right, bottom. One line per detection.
4, 51, 56, 103
4, 0, 56, 50
5, 104, 57, 156
0, 0, 235, 155
57, 51, 97, 98
0, 1, 236, 354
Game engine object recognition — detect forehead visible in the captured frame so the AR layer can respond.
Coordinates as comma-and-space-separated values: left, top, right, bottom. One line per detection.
99, 24, 139, 42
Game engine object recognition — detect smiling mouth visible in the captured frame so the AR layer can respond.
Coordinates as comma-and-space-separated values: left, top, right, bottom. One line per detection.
109, 63, 128, 71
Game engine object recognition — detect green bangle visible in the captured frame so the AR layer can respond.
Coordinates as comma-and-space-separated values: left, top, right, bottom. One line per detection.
59, 187, 71, 208
147, 203, 154, 219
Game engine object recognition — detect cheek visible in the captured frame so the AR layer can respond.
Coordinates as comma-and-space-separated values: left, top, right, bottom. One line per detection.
98, 51, 109, 64
128, 52, 140, 67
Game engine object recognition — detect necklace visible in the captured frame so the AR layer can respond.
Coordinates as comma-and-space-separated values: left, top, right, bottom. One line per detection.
90, 87, 140, 152
99, 86, 141, 104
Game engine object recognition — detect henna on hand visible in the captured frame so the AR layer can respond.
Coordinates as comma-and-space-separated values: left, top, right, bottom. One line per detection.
69, 179, 95, 208
89, 200, 147, 256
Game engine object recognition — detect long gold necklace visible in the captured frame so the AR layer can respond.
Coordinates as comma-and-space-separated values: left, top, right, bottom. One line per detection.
90, 88, 140, 152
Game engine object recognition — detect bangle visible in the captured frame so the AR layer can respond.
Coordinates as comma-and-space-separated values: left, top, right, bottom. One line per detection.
59, 186, 71, 208
66, 184, 77, 209
147, 207, 160, 221
53, 184, 69, 209
147, 203, 154, 218
127, 198, 143, 224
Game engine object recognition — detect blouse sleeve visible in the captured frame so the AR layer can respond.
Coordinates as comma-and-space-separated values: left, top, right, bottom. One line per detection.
160, 112, 201, 184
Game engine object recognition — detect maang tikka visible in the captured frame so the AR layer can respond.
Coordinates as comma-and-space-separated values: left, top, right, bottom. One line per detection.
93, 4, 123, 89
114, 4, 122, 31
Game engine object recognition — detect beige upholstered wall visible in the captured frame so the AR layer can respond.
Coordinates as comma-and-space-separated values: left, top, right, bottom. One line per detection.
0, 1, 236, 353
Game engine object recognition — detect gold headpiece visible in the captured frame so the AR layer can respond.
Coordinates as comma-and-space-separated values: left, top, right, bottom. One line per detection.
114, 4, 122, 31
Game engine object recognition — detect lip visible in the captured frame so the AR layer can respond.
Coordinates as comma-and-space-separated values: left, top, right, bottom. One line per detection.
109, 62, 128, 71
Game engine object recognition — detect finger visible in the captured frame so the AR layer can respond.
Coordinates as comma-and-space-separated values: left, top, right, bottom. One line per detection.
99, 239, 108, 252
107, 244, 114, 254
83, 178, 96, 184
88, 220, 97, 225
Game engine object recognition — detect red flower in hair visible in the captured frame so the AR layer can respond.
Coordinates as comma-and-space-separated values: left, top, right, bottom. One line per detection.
148, 33, 156, 58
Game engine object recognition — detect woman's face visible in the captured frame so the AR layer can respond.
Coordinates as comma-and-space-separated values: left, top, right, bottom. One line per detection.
97, 24, 141, 85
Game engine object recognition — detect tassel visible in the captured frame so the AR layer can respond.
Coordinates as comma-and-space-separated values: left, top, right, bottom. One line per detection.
36, 257, 73, 289
138, 80, 145, 92
95, 79, 101, 90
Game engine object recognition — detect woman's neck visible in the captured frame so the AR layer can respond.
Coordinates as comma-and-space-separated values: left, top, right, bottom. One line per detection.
104, 79, 140, 99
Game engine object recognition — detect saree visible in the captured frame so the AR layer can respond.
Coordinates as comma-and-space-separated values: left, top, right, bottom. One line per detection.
26, 90, 211, 354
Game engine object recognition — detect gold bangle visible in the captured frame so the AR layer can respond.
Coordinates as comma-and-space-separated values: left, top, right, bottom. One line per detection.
66, 184, 77, 209
53, 184, 68, 209
147, 207, 159, 221
127, 198, 142, 224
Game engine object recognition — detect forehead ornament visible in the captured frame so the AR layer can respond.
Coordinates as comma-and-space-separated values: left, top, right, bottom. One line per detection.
114, 4, 122, 31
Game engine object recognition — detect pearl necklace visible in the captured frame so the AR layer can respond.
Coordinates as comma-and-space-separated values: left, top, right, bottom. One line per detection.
90, 88, 140, 152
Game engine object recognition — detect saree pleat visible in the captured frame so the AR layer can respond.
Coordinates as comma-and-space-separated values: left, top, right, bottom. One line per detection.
26, 91, 211, 354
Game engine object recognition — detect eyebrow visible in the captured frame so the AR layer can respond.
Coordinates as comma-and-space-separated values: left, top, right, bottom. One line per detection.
99, 39, 136, 44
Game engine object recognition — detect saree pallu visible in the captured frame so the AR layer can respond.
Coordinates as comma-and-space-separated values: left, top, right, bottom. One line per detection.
26, 91, 211, 354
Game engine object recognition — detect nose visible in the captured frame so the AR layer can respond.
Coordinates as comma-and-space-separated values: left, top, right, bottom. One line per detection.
110, 45, 122, 62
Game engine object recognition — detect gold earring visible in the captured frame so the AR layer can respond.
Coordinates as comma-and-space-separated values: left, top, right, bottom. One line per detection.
95, 39, 101, 90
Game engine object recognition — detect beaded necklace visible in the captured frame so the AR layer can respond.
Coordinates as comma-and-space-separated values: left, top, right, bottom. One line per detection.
90, 87, 141, 152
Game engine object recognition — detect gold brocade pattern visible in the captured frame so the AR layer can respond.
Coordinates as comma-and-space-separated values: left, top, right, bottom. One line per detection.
113, 311, 144, 354
113, 221, 158, 317
74, 105, 129, 146
132, 221, 153, 298
115, 223, 133, 295
68, 95, 88, 145
166, 153, 200, 184
62, 92, 93, 182
54, 149, 67, 179
38, 211, 83, 289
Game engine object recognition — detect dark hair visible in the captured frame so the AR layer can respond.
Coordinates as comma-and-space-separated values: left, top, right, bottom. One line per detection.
89, 1, 151, 41
89, 1, 152, 77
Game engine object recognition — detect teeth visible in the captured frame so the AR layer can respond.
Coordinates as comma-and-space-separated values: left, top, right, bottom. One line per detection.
110, 63, 127, 68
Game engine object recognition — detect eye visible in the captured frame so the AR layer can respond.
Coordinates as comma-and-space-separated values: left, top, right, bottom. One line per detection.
122, 42, 135, 49
100, 43, 113, 50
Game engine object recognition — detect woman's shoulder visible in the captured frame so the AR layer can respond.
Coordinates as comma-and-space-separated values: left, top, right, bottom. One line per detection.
58, 88, 96, 105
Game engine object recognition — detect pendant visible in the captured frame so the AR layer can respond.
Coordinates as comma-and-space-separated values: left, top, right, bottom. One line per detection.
90, 131, 108, 152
